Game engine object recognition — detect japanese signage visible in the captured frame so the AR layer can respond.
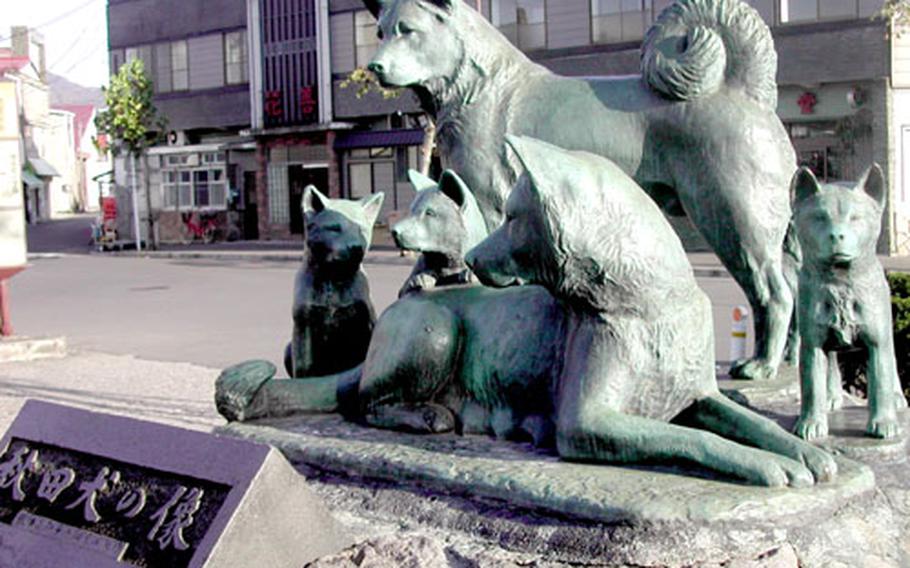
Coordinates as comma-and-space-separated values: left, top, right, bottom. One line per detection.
0, 400, 350, 567
260, 0, 320, 127
0, 438, 230, 567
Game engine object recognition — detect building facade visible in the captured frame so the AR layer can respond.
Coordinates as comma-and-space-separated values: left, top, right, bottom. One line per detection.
1, 29, 62, 223
107, 0, 254, 244
107, 0, 909, 252
330, 0, 909, 254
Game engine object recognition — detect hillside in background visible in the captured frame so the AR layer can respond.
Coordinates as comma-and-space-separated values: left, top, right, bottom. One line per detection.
48, 72, 104, 107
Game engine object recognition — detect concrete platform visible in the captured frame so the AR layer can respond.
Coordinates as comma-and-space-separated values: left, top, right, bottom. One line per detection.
0, 336, 66, 363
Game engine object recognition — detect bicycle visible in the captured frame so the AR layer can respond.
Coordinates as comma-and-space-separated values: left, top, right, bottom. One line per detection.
179, 211, 219, 244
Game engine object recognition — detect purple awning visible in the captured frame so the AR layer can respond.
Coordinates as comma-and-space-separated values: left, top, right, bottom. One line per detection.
334, 128, 425, 150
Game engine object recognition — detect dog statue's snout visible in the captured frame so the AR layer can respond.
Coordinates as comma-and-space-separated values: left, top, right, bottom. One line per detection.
367, 61, 385, 76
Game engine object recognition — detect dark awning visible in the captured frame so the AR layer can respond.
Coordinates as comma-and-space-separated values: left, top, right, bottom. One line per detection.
27, 157, 60, 177
334, 128, 424, 150
22, 169, 43, 188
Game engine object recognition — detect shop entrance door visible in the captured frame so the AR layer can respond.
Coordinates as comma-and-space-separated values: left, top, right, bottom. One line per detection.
288, 165, 328, 235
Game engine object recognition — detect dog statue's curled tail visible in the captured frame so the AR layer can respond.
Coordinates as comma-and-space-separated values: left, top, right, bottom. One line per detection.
642, 0, 777, 109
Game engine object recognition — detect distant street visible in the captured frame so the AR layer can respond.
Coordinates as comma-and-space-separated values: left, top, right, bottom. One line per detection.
14, 218, 754, 375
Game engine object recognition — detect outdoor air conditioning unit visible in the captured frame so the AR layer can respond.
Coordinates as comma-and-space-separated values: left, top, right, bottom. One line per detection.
166, 130, 186, 146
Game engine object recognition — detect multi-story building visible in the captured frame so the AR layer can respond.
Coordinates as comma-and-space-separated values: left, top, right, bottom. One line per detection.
107, 0, 909, 252
106, 0, 254, 243
1, 29, 61, 223
330, 0, 909, 254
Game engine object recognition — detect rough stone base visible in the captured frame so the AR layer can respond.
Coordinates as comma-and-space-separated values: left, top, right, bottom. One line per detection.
216, 392, 910, 567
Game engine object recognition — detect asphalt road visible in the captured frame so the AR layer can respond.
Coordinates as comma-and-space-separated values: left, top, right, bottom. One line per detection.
15, 217, 754, 374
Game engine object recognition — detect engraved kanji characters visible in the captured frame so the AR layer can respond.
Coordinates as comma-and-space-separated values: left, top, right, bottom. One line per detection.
36, 465, 76, 503
116, 487, 147, 519
65, 466, 121, 522
148, 486, 204, 551
0, 446, 39, 501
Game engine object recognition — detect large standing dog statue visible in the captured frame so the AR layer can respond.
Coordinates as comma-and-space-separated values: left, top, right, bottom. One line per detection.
362, 0, 796, 381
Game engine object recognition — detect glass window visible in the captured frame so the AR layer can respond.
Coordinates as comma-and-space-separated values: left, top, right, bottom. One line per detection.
171, 40, 189, 91
349, 163, 373, 199
492, 0, 546, 50
163, 171, 178, 208
355, 11, 380, 68
859, 0, 884, 17
224, 31, 248, 84
592, 0, 653, 44
786, 0, 818, 22
194, 170, 210, 207
125, 47, 138, 63
178, 171, 192, 208
210, 169, 226, 206
819, 0, 857, 19
743, 0, 775, 25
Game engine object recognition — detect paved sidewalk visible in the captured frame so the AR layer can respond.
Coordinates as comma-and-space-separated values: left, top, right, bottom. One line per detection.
0, 350, 222, 435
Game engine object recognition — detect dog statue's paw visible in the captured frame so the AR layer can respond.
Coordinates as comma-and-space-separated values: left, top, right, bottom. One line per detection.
398, 273, 438, 297
826, 391, 844, 411
795, 443, 837, 483
896, 394, 908, 410
215, 360, 276, 422
867, 416, 900, 439
793, 414, 828, 441
729, 358, 776, 381
751, 455, 813, 488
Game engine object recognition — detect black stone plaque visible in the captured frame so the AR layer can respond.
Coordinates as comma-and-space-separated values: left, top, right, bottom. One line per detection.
0, 400, 349, 568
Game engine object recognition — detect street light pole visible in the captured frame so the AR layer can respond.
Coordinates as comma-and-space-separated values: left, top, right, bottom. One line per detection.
130, 152, 142, 251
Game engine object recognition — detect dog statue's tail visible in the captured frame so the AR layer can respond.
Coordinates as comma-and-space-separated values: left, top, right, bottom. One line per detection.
641, 0, 777, 110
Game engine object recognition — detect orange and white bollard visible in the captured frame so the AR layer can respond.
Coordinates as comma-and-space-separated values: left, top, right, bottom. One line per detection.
730, 305, 749, 363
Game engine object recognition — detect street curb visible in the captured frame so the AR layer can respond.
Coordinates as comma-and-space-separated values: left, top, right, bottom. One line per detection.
102, 249, 420, 267
0, 336, 67, 363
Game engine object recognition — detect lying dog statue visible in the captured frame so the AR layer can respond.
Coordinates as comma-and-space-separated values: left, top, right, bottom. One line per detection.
791, 165, 907, 440
361, 0, 797, 382
283, 187, 384, 378
218, 138, 835, 487
391, 169, 488, 296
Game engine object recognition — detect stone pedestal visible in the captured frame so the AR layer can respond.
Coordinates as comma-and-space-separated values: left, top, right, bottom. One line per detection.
217, 395, 910, 566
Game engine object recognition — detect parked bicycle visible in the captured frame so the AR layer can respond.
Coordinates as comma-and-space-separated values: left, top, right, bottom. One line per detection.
179, 211, 219, 244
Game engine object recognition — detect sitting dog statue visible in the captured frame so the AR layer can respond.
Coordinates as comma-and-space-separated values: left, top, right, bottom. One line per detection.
391, 169, 488, 296
284, 186, 384, 378
791, 165, 907, 440
219, 137, 835, 487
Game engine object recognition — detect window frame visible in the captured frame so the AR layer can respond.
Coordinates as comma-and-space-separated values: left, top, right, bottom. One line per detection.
224, 30, 249, 85
590, 0, 656, 46
170, 39, 189, 92
354, 10, 381, 68
160, 154, 228, 211
491, 0, 549, 52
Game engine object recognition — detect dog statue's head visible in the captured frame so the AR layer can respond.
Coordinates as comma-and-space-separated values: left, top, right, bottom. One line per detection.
303, 186, 384, 271
392, 169, 487, 260
791, 165, 885, 270
361, 0, 466, 91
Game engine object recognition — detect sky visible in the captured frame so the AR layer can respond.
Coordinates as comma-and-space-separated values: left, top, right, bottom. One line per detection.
2, 0, 109, 89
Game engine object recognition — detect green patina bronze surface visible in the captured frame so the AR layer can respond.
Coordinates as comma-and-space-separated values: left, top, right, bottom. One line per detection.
284, 186, 384, 379
217, 138, 838, 488
391, 169, 488, 296
361, 0, 796, 382
790, 165, 908, 440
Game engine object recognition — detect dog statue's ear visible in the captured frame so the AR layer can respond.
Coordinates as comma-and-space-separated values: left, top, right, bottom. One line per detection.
856, 163, 886, 208
362, 0, 386, 18
360, 192, 385, 227
425, 0, 457, 13
303, 185, 328, 215
505, 134, 559, 209
790, 167, 821, 205
438, 170, 471, 210
407, 169, 437, 193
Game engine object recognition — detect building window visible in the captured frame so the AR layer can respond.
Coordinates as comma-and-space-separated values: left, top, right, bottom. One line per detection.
355, 11, 380, 68
161, 160, 227, 210
224, 31, 248, 84
492, 0, 546, 50
171, 40, 189, 91
782, 0, 862, 23
743, 0, 775, 24
591, 0, 653, 44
